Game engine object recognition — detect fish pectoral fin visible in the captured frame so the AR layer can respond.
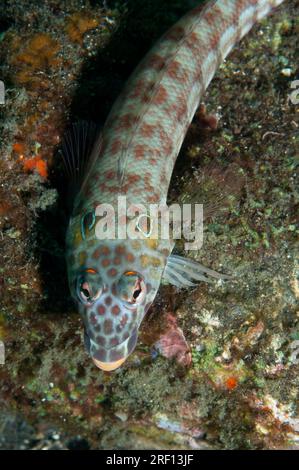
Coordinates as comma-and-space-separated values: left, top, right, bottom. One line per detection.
60, 120, 102, 201
162, 254, 231, 288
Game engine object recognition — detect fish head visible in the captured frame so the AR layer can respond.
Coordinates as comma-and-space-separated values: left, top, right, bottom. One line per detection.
68, 237, 170, 371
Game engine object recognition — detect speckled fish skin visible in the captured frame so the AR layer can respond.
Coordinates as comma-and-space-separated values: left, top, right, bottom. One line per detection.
66, 0, 285, 370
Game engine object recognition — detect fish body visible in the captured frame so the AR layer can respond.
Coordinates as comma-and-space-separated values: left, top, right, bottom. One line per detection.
66, 0, 285, 370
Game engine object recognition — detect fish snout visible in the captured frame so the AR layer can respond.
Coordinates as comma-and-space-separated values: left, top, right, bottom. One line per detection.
92, 357, 127, 371
85, 327, 138, 371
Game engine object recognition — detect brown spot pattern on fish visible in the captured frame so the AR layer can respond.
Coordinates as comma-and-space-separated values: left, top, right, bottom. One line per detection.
66, 0, 286, 370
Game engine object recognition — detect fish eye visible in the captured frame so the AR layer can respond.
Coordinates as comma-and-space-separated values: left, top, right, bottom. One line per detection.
116, 271, 146, 306
76, 269, 102, 305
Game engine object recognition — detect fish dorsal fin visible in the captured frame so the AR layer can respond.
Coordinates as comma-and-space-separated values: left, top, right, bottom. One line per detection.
163, 254, 231, 288
61, 121, 101, 198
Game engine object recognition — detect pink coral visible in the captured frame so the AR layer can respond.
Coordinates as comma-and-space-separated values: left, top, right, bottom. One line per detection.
155, 314, 192, 367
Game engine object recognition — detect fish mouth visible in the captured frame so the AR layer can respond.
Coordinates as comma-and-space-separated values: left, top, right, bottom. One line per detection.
92, 357, 127, 371
84, 328, 138, 372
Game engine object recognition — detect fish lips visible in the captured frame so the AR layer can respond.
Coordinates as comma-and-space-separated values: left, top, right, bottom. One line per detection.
84, 327, 138, 371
